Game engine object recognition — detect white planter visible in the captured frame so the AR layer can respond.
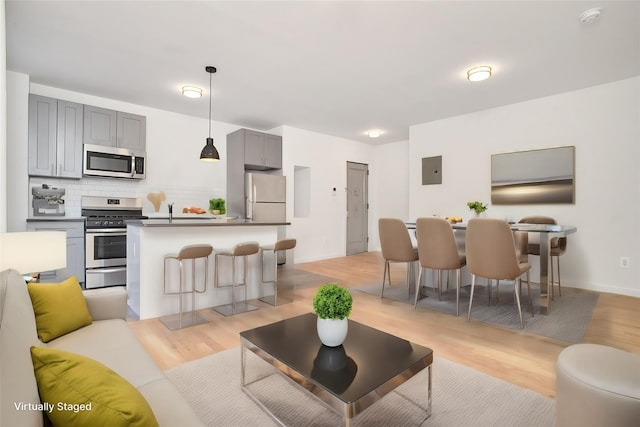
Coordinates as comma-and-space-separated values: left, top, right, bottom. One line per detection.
317, 317, 348, 347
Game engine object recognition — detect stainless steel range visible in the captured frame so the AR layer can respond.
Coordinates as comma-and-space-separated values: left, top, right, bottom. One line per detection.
82, 196, 146, 289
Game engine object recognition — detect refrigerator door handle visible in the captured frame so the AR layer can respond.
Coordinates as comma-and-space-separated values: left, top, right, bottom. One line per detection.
246, 186, 255, 219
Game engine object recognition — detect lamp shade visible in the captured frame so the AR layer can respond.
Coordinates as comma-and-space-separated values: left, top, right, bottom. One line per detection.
0, 231, 67, 274
200, 137, 220, 161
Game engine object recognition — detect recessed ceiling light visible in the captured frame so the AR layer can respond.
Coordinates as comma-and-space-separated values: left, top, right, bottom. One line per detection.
579, 8, 602, 24
467, 66, 492, 82
182, 86, 203, 98
367, 130, 382, 138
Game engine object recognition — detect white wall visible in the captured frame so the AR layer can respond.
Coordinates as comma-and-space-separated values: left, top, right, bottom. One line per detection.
281, 126, 375, 263
6, 72, 29, 231
369, 139, 410, 251
408, 77, 640, 297
0, 0, 6, 232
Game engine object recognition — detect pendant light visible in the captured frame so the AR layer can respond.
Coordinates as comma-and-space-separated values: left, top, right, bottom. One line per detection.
200, 66, 220, 161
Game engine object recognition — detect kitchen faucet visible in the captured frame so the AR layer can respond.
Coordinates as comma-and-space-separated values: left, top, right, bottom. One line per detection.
168, 202, 174, 222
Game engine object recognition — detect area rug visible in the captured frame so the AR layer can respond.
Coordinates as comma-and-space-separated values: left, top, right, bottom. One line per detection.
353, 280, 598, 343
166, 347, 555, 427
275, 267, 338, 290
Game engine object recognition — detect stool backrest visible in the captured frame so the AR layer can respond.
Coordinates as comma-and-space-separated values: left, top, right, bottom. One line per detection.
274, 238, 296, 251
178, 244, 213, 260
233, 242, 260, 256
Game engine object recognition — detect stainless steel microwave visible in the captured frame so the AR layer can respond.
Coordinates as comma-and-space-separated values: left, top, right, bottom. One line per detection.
83, 144, 145, 179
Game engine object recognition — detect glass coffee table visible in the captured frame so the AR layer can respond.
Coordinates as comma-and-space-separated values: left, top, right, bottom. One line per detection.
240, 313, 433, 426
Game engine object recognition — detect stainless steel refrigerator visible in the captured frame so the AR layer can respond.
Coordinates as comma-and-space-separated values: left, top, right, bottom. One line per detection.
245, 173, 286, 222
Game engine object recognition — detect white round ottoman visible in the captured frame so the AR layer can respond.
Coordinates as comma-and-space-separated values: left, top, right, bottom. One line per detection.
556, 344, 640, 427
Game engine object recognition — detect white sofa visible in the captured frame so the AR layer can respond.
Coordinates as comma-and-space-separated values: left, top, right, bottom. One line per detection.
0, 268, 205, 426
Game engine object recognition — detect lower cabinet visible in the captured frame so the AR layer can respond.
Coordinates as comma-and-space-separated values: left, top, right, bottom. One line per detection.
26, 220, 85, 285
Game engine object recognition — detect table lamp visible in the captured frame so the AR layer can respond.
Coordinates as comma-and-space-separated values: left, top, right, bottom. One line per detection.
0, 231, 67, 278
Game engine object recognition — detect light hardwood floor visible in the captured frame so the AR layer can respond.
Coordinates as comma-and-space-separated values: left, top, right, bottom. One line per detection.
128, 251, 640, 399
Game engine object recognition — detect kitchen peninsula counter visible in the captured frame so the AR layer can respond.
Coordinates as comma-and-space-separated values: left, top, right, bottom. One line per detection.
128, 218, 290, 227
127, 219, 288, 319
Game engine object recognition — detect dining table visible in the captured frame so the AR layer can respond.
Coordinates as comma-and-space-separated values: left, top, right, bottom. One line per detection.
405, 220, 577, 315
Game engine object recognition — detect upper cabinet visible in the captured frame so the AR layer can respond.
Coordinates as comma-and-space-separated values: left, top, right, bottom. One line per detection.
29, 96, 147, 179
230, 128, 282, 170
28, 95, 83, 179
84, 106, 146, 151
83, 105, 116, 147
117, 112, 146, 151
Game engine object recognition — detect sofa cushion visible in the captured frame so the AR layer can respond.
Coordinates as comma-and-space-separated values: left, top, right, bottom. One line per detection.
47, 319, 166, 389
30, 346, 159, 427
27, 276, 92, 343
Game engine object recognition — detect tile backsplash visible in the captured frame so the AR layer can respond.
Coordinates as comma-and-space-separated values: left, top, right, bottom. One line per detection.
29, 177, 224, 217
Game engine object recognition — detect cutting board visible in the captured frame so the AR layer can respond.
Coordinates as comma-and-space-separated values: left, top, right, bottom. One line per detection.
147, 191, 166, 212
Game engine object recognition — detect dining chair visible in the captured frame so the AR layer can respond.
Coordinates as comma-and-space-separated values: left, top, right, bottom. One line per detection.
466, 218, 534, 328
519, 215, 567, 298
378, 218, 419, 299
414, 217, 466, 314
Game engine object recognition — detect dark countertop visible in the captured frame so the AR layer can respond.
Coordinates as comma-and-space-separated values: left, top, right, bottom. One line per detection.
127, 218, 290, 227
26, 217, 86, 222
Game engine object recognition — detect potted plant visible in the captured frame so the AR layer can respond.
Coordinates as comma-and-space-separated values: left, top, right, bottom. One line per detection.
312, 283, 353, 347
208, 198, 226, 215
467, 201, 488, 216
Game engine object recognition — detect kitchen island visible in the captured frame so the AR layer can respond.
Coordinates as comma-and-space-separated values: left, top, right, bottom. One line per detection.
127, 218, 289, 320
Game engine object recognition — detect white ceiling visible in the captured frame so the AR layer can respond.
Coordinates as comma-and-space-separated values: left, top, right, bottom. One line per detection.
6, 1, 640, 144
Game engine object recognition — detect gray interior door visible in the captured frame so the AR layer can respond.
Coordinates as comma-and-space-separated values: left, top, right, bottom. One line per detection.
346, 162, 369, 255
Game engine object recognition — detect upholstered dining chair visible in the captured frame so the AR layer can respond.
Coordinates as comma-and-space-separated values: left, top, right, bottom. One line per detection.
378, 218, 419, 299
414, 217, 466, 314
466, 218, 534, 329
519, 215, 567, 298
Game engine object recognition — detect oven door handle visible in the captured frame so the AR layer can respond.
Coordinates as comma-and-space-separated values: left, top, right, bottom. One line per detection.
86, 229, 127, 234
86, 267, 127, 274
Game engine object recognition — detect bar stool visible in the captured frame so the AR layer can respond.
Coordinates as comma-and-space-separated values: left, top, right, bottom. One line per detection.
259, 238, 296, 306
160, 244, 213, 330
212, 241, 260, 316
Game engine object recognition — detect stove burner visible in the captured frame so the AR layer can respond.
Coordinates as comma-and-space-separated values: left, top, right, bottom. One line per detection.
82, 196, 146, 229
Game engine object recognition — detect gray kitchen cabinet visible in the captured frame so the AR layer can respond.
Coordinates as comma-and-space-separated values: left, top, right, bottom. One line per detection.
83, 105, 117, 147
116, 111, 146, 151
229, 128, 282, 170
28, 95, 83, 178
84, 106, 146, 150
26, 220, 85, 284
264, 133, 283, 170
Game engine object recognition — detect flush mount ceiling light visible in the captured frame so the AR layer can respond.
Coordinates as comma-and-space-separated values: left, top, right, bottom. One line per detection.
182, 86, 202, 98
367, 130, 382, 138
467, 66, 492, 82
200, 66, 220, 162
579, 7, 602, 24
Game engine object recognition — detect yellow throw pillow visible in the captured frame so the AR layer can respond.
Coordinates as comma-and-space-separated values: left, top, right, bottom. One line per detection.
30, 346, 159, 427
27, 276, 93, 343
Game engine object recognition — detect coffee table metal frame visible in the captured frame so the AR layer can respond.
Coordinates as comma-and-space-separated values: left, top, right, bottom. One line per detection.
240, 314, 432, 426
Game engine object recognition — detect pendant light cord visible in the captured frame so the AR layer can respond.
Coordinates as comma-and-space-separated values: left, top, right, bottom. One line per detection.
208, 70, 212, 139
